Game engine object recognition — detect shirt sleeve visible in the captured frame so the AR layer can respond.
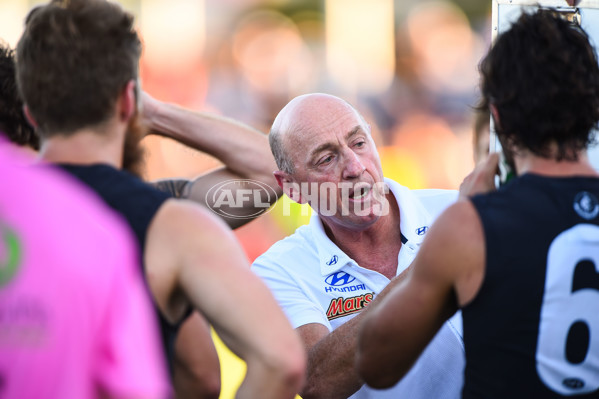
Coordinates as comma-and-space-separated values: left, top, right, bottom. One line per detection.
95, 230, 171, 399
252, 253, 332, 331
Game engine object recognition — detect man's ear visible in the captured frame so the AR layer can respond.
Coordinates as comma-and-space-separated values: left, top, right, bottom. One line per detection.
23, 105, 38, 129
274, 170, 306, 204
118, 80, 137, 122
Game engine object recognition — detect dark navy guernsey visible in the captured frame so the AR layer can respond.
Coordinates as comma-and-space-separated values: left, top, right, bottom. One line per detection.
464, 173, 599, 398
59, 163, 189, 375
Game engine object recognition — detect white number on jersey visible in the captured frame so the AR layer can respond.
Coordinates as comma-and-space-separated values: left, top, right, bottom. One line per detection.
536, 224, 599, 395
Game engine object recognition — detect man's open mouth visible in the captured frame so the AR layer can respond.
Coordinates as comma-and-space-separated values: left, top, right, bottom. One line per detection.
349, 185, 371, 200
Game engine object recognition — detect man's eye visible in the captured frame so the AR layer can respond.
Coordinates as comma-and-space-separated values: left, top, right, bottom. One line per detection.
320, 155, 333, 165
354, 141, 365, 148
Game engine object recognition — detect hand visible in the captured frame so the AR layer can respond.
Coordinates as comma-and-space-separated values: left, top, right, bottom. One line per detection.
566, 0, 580, 6
459, 152, 500, 199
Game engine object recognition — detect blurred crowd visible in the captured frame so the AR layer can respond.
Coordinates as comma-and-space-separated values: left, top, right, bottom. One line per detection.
65, 0, 493, 259
2, 0, 492, 253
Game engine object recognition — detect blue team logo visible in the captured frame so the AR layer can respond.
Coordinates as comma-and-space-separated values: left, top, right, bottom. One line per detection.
326, 255, 339, 266
573, 192, 599, 220
325, 271, 356, 286
416, 226, 429, 236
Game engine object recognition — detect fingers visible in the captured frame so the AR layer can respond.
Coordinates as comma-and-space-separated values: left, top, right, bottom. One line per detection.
483, 152, 500, 181
459, 152, 500, 199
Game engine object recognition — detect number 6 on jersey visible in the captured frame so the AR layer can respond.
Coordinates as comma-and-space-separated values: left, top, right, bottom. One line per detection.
536, 224, 599, 395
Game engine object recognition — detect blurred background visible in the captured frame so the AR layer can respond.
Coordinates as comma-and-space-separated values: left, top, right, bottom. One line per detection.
1, 0, 492, 396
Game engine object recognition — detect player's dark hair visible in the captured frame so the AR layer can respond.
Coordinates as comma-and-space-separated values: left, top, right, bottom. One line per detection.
16, 0, 141, 138
478, 9, 599, 160
0, 43, 39, 149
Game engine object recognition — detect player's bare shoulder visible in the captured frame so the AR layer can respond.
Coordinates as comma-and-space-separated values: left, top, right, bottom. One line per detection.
414, 200, 486, 307
150, 198, 240, 253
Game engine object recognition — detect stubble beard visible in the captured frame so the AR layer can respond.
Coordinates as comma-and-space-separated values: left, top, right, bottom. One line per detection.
122, 111, 146, 178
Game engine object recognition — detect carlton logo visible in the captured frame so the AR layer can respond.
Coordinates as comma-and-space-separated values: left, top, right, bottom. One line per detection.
325, 271, 355, 286
326, 293, 374, 320
573, 191, 599, 220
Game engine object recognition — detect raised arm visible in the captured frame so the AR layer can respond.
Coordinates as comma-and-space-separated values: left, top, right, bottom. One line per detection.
356, 201, 484, 388
355, 155, 496, 388
145, 199, 305, 399
143, 92, 282, 228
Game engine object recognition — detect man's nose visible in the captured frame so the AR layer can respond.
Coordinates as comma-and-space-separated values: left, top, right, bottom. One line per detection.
342, 150, 366, 179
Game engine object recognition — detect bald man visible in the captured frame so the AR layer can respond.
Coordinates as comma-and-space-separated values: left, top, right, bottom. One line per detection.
252, 93, 465, 399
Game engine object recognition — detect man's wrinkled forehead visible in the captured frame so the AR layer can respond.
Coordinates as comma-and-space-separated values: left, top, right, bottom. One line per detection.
272, 93, 370, 169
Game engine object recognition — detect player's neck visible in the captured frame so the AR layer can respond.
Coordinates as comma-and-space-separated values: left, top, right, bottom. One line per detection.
516, 149, 598, 178
38, 126, 125, 169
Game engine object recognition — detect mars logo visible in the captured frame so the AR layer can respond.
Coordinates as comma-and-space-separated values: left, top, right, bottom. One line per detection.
206, 179, 278, 220
325, 272, 355, 286
326, 293, 374, 320
573, 191, 599, 220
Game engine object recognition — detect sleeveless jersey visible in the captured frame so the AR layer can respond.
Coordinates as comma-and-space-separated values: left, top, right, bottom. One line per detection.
465, 173, 599, 398
60, 163, 187, 374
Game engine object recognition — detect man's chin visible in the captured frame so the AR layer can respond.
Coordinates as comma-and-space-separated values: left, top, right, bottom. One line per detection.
340, 198, 389, 219
320, 208, 382, 229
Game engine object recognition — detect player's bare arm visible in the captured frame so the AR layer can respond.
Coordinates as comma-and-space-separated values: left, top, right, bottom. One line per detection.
144, 199, 306, 399
143, 92, 282, 228
356, 200, 485, 388
172, 313, 221, 399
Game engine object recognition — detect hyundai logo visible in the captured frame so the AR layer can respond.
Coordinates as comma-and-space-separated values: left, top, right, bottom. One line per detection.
325, 272, 356, 286
326, 255, 338, 266
416, 226, 429, 236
